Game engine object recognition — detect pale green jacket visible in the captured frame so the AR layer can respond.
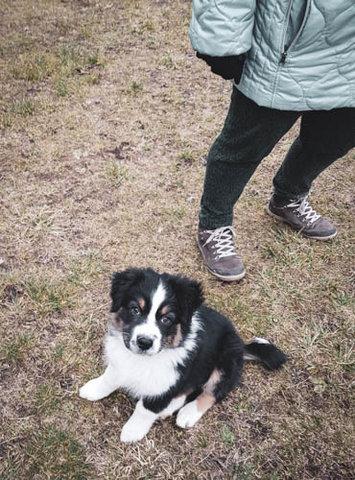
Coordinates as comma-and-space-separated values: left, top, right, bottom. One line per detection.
190, 0, 355, 110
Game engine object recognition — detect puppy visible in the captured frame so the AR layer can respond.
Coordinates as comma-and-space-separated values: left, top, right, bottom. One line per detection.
79, 268, 287, 443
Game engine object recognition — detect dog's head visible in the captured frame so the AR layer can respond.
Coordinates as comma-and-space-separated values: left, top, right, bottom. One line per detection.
110, 268, 203, 355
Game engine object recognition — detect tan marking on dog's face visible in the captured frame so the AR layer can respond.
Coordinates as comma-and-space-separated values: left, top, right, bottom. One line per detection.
196, 392, 215, 413
109, 312, 124, 332
160, 305, 169, 316
172, 324, 182, 347
164, 324, 183, 348
137, 298, 145, 310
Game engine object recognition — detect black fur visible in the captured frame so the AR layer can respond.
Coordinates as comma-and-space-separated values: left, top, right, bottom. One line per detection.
110, 268, 287, 415
162, 273, 204, 333
244, 340, 288, 370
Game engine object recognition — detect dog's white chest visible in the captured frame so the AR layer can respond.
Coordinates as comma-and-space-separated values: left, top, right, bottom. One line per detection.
105, 334, 184, 398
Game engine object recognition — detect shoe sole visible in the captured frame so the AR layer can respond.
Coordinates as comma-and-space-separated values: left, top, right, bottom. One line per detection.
266, 206, 338, 241
197, 241, 246, 282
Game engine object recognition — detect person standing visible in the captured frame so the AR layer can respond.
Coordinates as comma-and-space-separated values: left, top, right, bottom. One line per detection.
190, 0, 355, 281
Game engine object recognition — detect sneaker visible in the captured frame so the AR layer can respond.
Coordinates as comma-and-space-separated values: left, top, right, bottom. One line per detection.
267, 196, 337, 240
197, 226, 246, 281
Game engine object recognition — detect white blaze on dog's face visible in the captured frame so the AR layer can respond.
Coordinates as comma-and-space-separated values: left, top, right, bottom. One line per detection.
109, 268, 203, 356
129, 282, 166, 355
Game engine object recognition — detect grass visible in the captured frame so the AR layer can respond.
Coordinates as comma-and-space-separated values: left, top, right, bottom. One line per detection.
161, 53, 174, 69
0, 0, 354, 479
128, 80, 144, 95
105, 161, 130, 186
24, 277, 73, 316
221, 425, 236, 446
55, 78, 69, 97
10, 99, 35, 116
35, 382, 61, 414
1, 334, 34, 364
4, 426, 92, 479
233, 464, 256, 480
11, 47, 102, 83
178, 149, 195, 166
11, 53, 56, 82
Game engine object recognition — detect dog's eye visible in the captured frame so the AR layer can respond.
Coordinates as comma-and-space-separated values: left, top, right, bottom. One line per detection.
129, 305, 141, 316
160, 316, 173, 327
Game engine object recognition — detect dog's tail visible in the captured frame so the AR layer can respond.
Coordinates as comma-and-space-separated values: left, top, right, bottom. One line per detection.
243, 337, 287, 370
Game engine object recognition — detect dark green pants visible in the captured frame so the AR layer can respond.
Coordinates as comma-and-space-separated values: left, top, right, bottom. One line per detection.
199, 87, 355, 230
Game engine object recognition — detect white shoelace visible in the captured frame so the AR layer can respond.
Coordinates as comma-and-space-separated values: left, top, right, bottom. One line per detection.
204, 226, 237, 259
286, 197, 320, 225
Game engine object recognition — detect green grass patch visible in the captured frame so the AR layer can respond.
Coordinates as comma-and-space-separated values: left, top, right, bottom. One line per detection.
0, 111, 13, 128
35, 383, 61, 414
32, 209, 55, 231
11, 53, 56, 82
23, 426, 92, 479
196, 434, 208, 448
171, 206, 186, 221
11, 47, 104, 87
131, 20, 155, 35
221, 425, 235, 446
178, 150, 195, 165
24, 278, 73, 316
105, 161, 130, 187
232, 463, 257, 480
10, 99, 35, 116
55, 78, 69, 97
161, 53, 174, 69
84, 73, 101, 85
53, 343, 65, 359
128, 81, 143, 95
68, 252, 104, 287
1, 334, 34, 364
233, 399, 251, 413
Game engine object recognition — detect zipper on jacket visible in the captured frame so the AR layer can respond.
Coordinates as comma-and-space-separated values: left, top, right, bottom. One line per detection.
279, 0, 293, 64
280, 51, 288, 64
279, 0, 311, 65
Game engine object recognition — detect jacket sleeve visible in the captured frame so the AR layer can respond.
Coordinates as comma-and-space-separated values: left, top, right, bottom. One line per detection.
189, 0, 256, 56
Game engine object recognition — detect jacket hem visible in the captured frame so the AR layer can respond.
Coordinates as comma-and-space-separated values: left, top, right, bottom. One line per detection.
235, 82, 355, 112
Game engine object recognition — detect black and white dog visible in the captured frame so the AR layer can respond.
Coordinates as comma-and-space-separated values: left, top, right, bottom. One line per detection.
79, 268, 287, 443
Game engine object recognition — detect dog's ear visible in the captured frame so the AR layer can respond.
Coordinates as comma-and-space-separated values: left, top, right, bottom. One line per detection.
110, 268, 142, 312
167, 275, 204, 322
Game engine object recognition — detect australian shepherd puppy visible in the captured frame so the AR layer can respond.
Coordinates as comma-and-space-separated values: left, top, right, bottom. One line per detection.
79, 268, 287, 443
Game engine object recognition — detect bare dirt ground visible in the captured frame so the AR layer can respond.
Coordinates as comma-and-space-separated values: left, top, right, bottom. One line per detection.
0, 1, 354, 479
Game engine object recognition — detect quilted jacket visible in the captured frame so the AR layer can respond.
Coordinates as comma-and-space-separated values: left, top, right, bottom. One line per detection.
189, 0, 355, 110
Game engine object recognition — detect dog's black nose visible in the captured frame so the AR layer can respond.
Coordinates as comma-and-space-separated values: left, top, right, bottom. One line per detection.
137, 336, 153, 351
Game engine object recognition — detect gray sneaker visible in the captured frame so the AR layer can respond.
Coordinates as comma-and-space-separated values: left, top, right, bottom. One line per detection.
267, 196, 337, 240
197, 226, 246, 281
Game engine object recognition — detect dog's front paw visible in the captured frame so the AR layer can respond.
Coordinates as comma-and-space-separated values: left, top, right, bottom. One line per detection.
120, 420, 149, 443
79, 378, 107, 401
176, 401, 202, 429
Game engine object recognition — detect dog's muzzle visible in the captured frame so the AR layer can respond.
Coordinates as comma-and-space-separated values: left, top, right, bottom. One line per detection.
136, 335, 153, 351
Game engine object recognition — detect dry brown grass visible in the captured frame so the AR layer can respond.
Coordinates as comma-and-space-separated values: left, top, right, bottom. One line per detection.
1, 1, 354, 479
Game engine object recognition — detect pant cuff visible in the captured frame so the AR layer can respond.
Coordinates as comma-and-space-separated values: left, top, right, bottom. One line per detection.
199, 210, 233, 230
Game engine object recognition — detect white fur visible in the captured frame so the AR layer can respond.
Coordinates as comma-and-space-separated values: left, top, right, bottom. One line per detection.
243, 338, 270, 361
80, 313, 202, 442
176, 400, 202, 429
243, 353, 258, 361
103, 314, 201, 398
130, 282, 166, 355
160, 395, 187, 419
79, 365, 120, 401
253, 337, 270, 344
120, 399, 158, 443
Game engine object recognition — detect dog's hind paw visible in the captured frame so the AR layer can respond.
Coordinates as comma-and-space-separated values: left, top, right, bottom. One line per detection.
176, 401, 202, 429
